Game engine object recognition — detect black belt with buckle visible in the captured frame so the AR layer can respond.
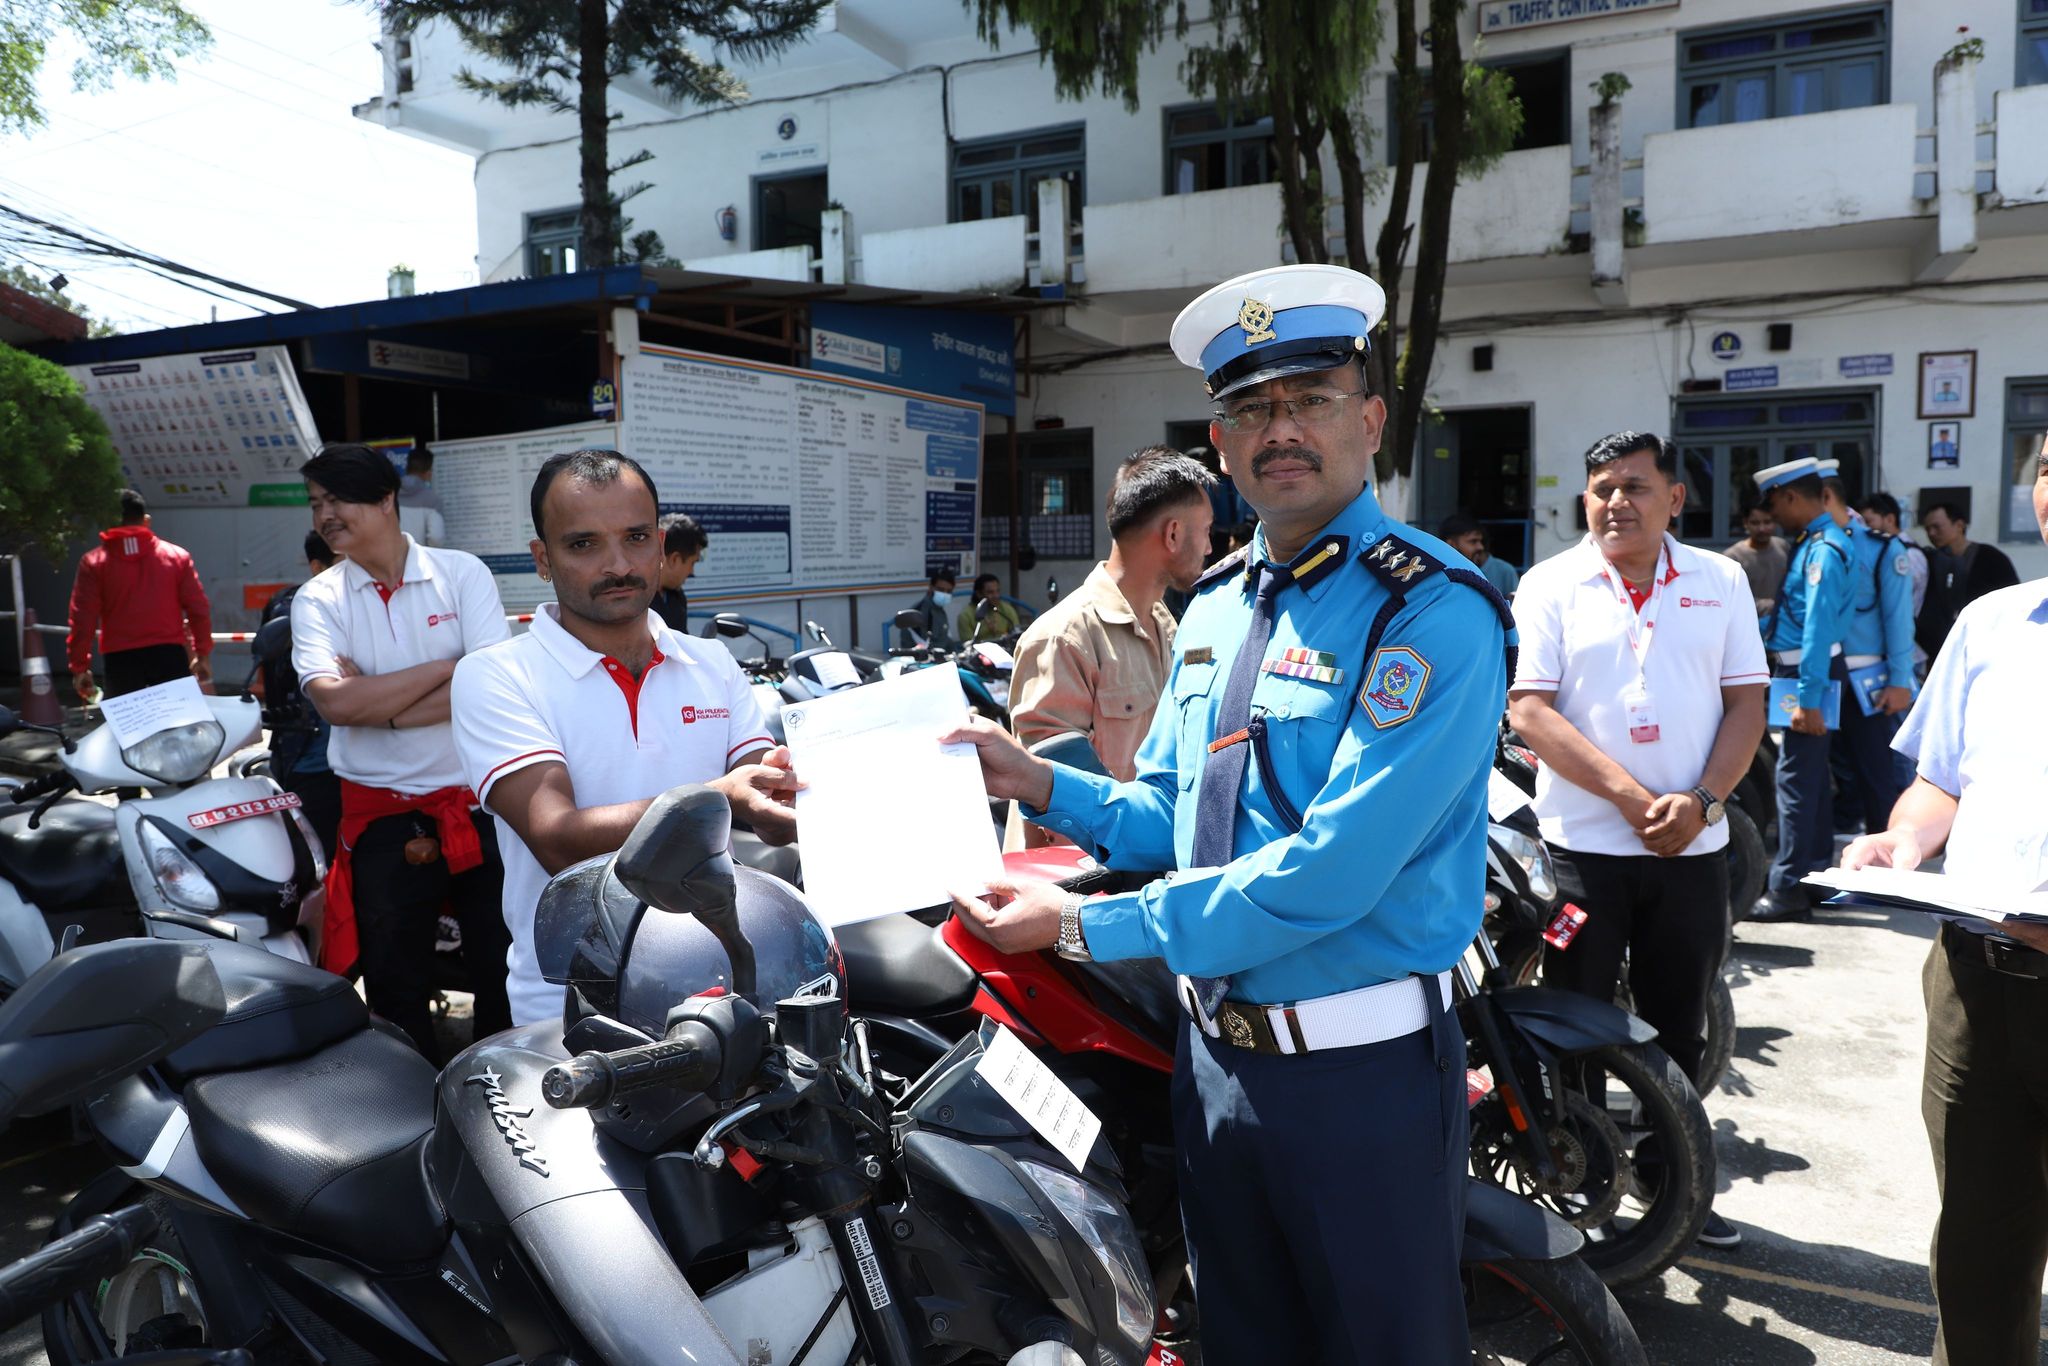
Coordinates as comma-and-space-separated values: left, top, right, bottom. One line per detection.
1945, 923, 2048, 980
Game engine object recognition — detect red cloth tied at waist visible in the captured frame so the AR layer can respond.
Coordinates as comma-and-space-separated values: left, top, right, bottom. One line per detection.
322, 779, 482, 973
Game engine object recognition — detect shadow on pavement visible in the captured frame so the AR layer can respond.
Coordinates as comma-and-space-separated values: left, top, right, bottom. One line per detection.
1712, 1117, 1813, 1191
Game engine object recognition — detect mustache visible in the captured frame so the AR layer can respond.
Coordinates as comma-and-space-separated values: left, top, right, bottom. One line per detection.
1251, 447, 1323, 477
591, 575, 647, 594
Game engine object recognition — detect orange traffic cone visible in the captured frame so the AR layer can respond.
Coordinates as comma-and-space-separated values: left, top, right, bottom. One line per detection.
18, 609, 65, 726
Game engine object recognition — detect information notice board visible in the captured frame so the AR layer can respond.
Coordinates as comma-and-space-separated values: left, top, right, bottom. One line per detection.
66, 345, 323, 508
431, 344, 981, 613
619, 344, 979, 596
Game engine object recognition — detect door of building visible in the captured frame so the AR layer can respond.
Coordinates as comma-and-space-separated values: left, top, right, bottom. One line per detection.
1671, 390, 1878, 547
755, 171, 828, 255
1418, 407, 1535, 569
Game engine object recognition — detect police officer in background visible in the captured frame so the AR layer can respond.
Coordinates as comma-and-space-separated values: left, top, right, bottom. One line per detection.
943, 264, 1512, 1362
1817, 461, 1915, 836
1751, 457, 1853, 922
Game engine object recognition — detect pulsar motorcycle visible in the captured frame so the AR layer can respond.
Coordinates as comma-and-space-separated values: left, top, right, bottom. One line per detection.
0, 625, 324, 997
36, 785, 1162, 1366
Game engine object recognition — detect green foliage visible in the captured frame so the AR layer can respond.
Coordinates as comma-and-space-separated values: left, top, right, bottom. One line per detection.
1942, 36, 1985, 67
0, 263, 119, 337
1462, 62, 1522, 178
967, 0, 1174, 112
0, 0, 210, 134
0, 343, 121, 554
1590, 70, 1632, 106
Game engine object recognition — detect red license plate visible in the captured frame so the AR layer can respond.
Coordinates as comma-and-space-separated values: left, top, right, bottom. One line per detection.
1543, 902, 1590, 951
188, 792, 302, 830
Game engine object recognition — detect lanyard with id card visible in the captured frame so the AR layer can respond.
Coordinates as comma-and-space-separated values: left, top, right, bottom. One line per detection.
1598, 540, 1672, 745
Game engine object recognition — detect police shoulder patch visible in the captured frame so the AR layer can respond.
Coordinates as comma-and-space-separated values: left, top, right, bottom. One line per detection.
1360, 645, 1431, 729
1807, 557, 1824, 585
1191, 544, 1252, 594
1893, 553, 1910, 575
1359, 533, 1442, 593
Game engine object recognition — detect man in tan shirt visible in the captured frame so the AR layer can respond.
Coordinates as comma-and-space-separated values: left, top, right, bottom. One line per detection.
1005, 447, 1216, 848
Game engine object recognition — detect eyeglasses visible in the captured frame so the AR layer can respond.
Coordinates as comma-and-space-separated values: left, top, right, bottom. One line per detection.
1213, 388, 1367, 434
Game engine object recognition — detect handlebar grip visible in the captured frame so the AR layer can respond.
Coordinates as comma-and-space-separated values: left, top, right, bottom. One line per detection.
0, 1206, 156, 1332
541, 1025, 719, 1110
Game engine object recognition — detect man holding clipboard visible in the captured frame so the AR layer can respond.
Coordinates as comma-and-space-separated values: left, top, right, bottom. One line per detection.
1839, 435, 2048, 1365
1751, 457, 1852, 922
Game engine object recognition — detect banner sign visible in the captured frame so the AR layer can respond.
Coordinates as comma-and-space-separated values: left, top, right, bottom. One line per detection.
809, 301, 1015, 417
1480, 0, 1678, 33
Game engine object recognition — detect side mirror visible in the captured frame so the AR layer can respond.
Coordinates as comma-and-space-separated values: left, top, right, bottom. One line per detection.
975, 598, 994, 620
613, 786, 754, 1001
252, 615, 293, 668
893, 609, 930, 633
711, 613, 750, 640
1045, 577, 1061, 605
0, 704, 18, 735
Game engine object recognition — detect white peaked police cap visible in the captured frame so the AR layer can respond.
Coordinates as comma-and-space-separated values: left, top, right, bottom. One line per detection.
1170, 264, 1388, 401
1753, 456, 1822, 493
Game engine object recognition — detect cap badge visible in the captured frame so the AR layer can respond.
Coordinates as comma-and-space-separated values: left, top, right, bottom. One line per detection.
1237, 297, 1276, 346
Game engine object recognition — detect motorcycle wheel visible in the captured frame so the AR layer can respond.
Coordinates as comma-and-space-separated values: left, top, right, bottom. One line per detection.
41, 1175, 218, 1365
1472, 1041, 1714, 1288
1722, 804, 1766, 926
1695, 974, 1736, 1096
1466, 1255, 1649, 1366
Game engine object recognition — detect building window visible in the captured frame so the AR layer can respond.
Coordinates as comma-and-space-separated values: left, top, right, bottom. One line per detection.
524, 208, 581, 278
2001, 380, 2048, 541
1678, 6, 1889, 129
1672, 390, 1877, 541
1385, 49, 1571, 166
755, 171, 828, 254
979, 428, 1095, 562
2022, 0, 2048, 86
952, 126, 1085, 232
1164, 103, 1275, 195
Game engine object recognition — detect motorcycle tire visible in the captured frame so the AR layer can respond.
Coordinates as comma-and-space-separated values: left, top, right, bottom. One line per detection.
1465, 1254, 1649, 1366
1562, 1042, 1715, 1287
1722, 804, 1767, 926
1696, 973, 1737, 1096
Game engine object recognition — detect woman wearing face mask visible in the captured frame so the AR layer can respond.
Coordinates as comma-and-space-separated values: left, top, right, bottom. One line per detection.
903, 570, 963, 650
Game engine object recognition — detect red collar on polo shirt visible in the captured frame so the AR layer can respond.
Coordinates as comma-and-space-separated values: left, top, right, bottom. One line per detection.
1615, 555, 1681, 612
598, 646, 667, 739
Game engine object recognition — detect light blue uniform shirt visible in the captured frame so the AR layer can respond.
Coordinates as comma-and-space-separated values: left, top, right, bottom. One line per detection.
1025, 485, 1507, 1006
1842, 522, 1917, 690
1894, 578, 2048, 889
1764, 512, 1852, 709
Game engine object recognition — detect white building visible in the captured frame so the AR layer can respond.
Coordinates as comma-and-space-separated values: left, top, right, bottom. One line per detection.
358, 0, 2048, 588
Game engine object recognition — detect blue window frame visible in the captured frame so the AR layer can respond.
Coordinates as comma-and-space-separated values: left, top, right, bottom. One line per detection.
2022, 0, 2048, 86
1678, 6, 1889, 129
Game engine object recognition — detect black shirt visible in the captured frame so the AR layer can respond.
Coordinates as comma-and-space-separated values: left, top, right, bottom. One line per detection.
1918, 542, 2020, 658
650, 587, 689, 634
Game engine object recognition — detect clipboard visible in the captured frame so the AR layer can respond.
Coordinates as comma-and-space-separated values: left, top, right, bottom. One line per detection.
1768, 677, 1840, 730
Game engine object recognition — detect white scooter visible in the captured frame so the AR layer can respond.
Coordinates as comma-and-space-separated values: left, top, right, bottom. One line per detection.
0, 635, 322, 995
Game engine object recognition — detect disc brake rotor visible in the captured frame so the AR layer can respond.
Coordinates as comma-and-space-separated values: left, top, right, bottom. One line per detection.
1519, 1089, 1630, 1228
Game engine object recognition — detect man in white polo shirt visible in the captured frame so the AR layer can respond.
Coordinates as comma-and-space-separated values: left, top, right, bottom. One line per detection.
291, 443, 515, 1060
1508, 430, 1768, 1249
452, 449, 798, 1027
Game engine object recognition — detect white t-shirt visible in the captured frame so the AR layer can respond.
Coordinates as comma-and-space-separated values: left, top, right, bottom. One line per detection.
1511, 534, 1769, 858
451, 604, 776, 1026
291, 536, 509, 794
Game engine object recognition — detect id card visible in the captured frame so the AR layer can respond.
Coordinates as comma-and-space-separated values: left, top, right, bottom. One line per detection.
1624, 684, 1660, 744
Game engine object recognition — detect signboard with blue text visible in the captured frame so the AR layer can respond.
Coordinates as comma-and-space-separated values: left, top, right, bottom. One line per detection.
808, 301, 1016, 417
1480, 0, 1678, 32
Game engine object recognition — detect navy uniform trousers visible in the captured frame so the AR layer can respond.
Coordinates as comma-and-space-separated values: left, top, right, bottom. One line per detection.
1172, 983, 1468, 1364
1769, 657, 1850, 899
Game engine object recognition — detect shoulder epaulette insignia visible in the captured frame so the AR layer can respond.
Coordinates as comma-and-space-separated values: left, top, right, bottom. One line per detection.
1192, 544, 1252, 593
1359, 533, 1441, 590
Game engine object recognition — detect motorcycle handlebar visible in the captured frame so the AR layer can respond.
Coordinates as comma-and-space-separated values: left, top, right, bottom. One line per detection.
541, 1020, 722, 1110
0, 1206, 156, 1332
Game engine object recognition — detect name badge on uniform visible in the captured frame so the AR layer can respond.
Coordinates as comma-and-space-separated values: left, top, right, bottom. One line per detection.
1182, 647, 1214, 665
1624, 681, 1660, 744
1260, 647, 1343, 686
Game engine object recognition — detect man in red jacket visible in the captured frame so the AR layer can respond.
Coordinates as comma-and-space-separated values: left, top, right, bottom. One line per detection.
67, 489, 214, 700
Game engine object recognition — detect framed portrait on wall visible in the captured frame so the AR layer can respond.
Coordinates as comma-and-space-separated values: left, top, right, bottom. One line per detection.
1919, 351, 1976, 420
1928, 422, 1961, 469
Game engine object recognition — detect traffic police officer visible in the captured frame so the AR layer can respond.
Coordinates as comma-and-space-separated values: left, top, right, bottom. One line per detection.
1818, 459, 1916, 834
1751, 456, 1853, 922
943, 264, 1513, 1363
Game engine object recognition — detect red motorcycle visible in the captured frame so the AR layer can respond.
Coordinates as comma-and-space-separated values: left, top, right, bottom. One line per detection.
836, 841, 1647, 1365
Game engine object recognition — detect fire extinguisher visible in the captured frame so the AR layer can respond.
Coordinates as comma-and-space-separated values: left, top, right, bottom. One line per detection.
715, 206, 737, 242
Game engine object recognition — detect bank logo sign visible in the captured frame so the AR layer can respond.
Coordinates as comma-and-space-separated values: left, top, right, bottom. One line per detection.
1480, 0, 1678, 33
811, 327, 889, 376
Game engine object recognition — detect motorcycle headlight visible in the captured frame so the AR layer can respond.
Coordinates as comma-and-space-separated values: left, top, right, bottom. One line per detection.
121, 719, 225, 786
137, 821, 221, 912
1489, 824, 1558, 905
1017, 1160, 1154, 1351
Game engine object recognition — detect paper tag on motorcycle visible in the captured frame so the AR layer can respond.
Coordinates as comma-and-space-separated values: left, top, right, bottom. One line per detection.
976, 1024, 1103, 1173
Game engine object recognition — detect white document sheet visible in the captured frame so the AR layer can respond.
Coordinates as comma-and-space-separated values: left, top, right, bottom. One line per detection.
781, 664, 1004, 927
810, 650, 863, 691
1804, 866, 2048, 923
99, 676, 211, 747
976, 1024, 1104, 1173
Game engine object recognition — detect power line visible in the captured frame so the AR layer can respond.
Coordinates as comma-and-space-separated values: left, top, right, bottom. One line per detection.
0, 199, 311, 311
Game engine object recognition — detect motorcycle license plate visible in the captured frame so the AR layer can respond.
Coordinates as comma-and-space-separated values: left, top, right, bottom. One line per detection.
1543, 902, 1589, 951
187, 791, 302, 830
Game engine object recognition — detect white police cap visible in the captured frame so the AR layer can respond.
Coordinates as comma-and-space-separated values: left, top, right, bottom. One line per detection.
1753, 456, 1822, 493
1814, 458, 1841, 476
1170, 264, 1388, 401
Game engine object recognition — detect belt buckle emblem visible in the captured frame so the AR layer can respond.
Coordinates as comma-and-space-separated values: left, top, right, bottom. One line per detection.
1220, 1006, 1256, 1050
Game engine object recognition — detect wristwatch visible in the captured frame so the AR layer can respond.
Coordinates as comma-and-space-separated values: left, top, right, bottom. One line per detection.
1055, 893, 1092, 962
1690, 785, 1726, 826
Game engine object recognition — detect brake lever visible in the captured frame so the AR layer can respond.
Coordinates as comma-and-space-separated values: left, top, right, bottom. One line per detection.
691, 1058, 818, 1170
26, 783, 70, 830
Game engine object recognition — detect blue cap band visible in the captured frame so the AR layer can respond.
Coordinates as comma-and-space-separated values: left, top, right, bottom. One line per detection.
1199, 303, 1370, 381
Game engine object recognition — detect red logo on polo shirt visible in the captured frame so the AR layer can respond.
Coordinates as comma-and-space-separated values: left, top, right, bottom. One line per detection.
427, 611, 459, 627
1678, 597, 1721, 609
681, 705, 731, 724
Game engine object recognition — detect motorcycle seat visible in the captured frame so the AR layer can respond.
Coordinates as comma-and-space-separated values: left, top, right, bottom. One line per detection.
837, 913, 977, 1017
0, 798, 126, 912
158, 941, 368, 1086
184, 1025, 447, 1269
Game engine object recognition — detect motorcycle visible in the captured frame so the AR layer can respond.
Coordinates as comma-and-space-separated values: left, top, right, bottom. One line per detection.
0, 627, 324, 996
36, 785, 1160, 1366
